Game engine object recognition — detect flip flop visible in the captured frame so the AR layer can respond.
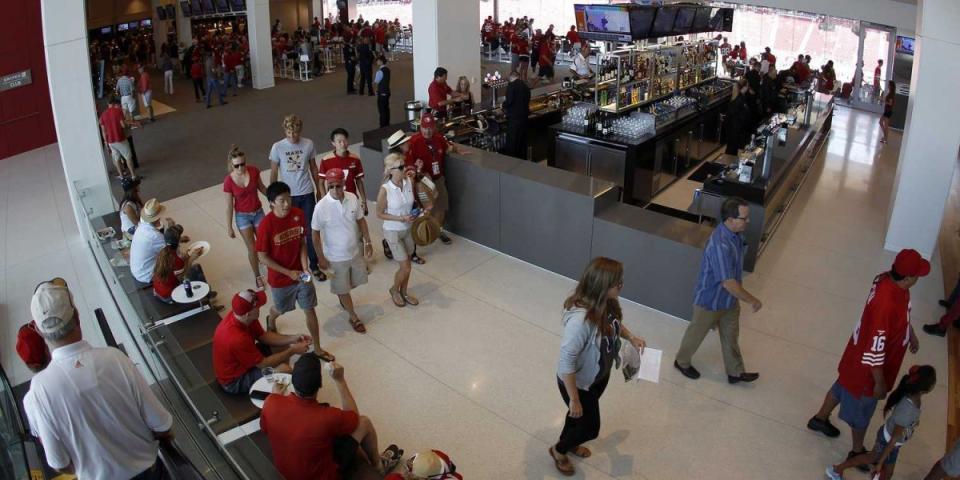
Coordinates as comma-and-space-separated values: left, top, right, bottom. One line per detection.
569, 446, 591, 458
410, 254, 426, 265
380, 444, 403, 473
315, 348, 336, 362
389, 287, 406, 307
549, 446, 575, 476
401, 292, 419, 306
349, 316, 367, 334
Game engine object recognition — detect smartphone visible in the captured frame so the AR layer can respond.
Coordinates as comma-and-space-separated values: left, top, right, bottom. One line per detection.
250, 390, 270, 401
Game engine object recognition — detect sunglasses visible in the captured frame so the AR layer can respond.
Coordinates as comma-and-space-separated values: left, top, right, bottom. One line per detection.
233, 162, 246, 168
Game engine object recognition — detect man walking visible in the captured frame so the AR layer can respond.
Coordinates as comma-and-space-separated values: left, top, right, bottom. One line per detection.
674, 197, 762, 384
311, 168, 374, 333
205, 63, 228, 108
374, 55, 391, 127
807, 249, 925, 465
24, 278, 173, 479
99, 95, 138, 179
138, 65, 155, 122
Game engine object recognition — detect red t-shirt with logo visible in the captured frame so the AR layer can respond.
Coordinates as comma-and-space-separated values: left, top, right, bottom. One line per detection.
99, 106, 126, 144
212, 312, 266, 385
260, 395, 359, 480
152, 254, 186, 299
566, 30, 580, 45
223, 165, 263, 213
318, 153, 365, 195
837, 274, 912, 398
404, 132, 449, 179
428, 80, 453, 114
256, 208, 306, 288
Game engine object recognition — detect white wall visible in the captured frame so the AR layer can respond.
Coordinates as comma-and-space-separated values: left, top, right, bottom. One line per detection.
412, 0, 481, 104
719, 0, 917, 32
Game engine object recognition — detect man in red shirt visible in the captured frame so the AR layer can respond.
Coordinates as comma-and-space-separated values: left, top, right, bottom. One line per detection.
427, 67, 463, 119
223, 47, 242, 96
99, 96, 137, 179
260, 354, 402, 480
318, 128, 367, 212
404, 113, 467, 245
808, 249, 926, 461
137, 65, 155, 122
256, 182, 335, 361
790, 54, 810, 83
566, 25, 580, 49
213, 289, 311, 394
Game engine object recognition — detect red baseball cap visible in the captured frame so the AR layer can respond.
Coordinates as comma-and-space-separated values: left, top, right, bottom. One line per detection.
325, 167, 346, 184
420, 112, 436, 128
16, 322, 50, 367
893, 249, 930, 277
232, 289, 267, 316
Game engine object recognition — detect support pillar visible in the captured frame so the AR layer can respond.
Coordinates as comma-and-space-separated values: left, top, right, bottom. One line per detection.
151, 0, 170, 65
884, 0, 960, 257
247, 0, 275, 89
311, 0, 323, 25
412, 0, 481, 105
175, 1, 192, 46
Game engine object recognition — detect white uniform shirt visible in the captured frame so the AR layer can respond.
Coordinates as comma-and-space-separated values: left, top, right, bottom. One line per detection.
571, 52, 591, 76
129, 220, 166, 283
382, 179, 414, 232
311, 191, 363, 262
23, 341, 172, 479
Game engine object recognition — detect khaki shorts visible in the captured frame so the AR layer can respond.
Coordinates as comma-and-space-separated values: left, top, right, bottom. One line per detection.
434, 176, 449, 214
329, 255, 368, 295
108, 140, 132, 164
383, 228, 414, 262
121, 94, 137, 114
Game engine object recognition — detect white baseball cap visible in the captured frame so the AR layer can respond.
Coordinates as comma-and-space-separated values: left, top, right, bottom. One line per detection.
31, 279, 76, 336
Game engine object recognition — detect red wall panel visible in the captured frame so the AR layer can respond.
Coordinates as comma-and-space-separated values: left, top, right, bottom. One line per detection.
0, 0, 57, 160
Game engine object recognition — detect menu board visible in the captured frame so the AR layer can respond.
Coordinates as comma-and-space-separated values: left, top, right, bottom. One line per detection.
650, 6, 677, 37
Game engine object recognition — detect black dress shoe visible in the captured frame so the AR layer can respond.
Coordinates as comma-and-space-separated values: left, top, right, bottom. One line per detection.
923, 323, 946, 337
939, 299, 951, 308
674, 361, 700, 379
806, 416, 841, 437
727, 372, 759, 384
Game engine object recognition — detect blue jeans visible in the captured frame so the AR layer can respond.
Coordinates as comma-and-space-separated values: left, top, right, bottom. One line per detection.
225, 72, 239, 96
291, 193, 318, 271
205, 78, 226, 106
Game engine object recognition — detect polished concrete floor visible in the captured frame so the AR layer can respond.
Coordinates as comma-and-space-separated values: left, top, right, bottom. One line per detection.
0, 106, 949, 478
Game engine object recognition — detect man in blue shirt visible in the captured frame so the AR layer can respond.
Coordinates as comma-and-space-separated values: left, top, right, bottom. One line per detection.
674, 197, 763, 384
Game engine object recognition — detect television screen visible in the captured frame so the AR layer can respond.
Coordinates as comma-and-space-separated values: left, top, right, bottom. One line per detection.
181, 1, 192, 16
709, 7, 733, 32
673, 7, 696, 34
215, 0, 230, 13
157, 6, 167, 20
201, 0, 215, 14
141, 19, 152, 27
896, 35, 914, 55
117, 23, 129, 31
692, 7, 713, 33
101, 26, 113, 34
191, 0, 203, 15
651, 6, 677, 37
628, 6, 657, 40
166, 5, 176, 18
230, 0, 245, 11
583, 5, 631, 34
129, 21, 141, 29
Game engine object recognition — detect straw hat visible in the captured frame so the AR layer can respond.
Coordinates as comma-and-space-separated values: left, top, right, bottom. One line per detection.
140, 198, 166, 223
387, 130, 411, 149
411, 214, 441, 246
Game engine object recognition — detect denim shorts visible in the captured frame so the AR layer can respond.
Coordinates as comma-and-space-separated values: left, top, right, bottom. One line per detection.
830, 381, 878, 430
235, 209, 265, 231
272, 281, 317, 314
872, 426, 901, 466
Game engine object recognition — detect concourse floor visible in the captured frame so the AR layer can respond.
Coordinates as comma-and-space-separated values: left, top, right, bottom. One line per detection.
0, 107, 948, 478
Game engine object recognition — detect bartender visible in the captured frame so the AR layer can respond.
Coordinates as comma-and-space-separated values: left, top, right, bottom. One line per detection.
405, 112, 467, 245
502, 70, 531, 160
724, 78, 752, 155
427, 67, 464, 120
569, 43, 593, 79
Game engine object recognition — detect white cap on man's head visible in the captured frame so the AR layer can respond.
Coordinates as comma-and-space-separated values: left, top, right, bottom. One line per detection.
31, 279, 76, 337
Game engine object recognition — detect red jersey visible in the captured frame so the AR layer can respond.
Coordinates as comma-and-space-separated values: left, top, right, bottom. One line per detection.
224, 51, 242, 72
566, 30, 580, 45
99, 105, 126, 143
374, 27, 386, 45
318, 152, 365, 195
213, 312, 266, 385
153, 254, 186, 298
223, 166, 263, 213
404, 132, 449, 178
514, 37, 529, 56
837, 274, 912, 398
256, 208, 306, 288
428, 80, 453, 114
190, 62, 204, 80
260, 395, 359, 480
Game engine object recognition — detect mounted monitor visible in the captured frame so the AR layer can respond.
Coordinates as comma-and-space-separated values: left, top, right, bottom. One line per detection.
628, 6, 657, 40
157, 6, 167, 20
574, 4, 633, 43
201, 0, 216, 14
673, 6, 696, 34
190, 0, 202, 15
230, 0, 245, 11
895, 35, 914, 55
650, 6, 678, 38
180, 0, 192, 16
101, 26, 113, 34
141, 18, 152, 28
709, 7, 734, 32
215, 0, 231, 13
691, 7, 713, 33
165, 5, 176, 18
117, 23, 129, 31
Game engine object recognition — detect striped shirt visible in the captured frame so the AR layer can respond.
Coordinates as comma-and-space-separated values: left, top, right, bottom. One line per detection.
116, 75, 135, 96
692, 223, 745, 311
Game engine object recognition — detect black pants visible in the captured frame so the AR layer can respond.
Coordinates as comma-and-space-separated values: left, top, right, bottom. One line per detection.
377, 94, 390, 127
192, 78, 205, 100
359, 64, 373, 95
555, 375, 609, 454
130, 458, 165, 480
128, 134, 140, 168
504, 120, 528, 160
345, 61, 356, 93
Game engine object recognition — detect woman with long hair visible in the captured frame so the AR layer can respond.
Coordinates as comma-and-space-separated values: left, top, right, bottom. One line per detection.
826, 365, 937, 480
377, 153, 421, 308
549, 257, 647, 476
453, 76, 474, 116
223, 145, 267, 286
119, 176, 144, 239
152, 225, 221, 310
880, 79, 896, 144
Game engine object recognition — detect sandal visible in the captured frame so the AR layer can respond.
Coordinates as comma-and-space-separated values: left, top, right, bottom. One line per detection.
349, 316, 367, 334
380, 444, 403, 473
315, 348, 336, 362
382, 239, 394, 260
389, 287, 406, 307
549, 446, 575, 476
401, 292, 419, 306
569, 446, 591, 458
410, 254, 426, 265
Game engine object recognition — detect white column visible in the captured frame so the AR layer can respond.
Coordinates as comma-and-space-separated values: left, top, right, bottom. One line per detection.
247, 0, 275, 89
175, 2, 192, 46
39, 0, 113, 219
884, 0, 960, 257
151, 0, 170, 65
346, 0, 357, 20
311, 0, 323, 23
412, 0, 481, 104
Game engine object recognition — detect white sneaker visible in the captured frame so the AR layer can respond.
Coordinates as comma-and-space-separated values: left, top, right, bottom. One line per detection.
824, 466, 842, 480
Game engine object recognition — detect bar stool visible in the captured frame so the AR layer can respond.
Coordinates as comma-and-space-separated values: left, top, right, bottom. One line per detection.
297, 54, 312, 81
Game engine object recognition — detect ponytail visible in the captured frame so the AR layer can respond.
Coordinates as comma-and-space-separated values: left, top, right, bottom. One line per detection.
884, 365, 936, 415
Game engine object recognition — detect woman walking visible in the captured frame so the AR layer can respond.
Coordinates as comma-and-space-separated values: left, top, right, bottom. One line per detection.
549, 257, 647, 476
377, 153, 421, 308
825, 365, 937, 480
880, 80, 896, 144
223, 145, 267, 285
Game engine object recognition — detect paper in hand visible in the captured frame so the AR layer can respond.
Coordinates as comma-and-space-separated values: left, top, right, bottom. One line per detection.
634, 348, 663, 384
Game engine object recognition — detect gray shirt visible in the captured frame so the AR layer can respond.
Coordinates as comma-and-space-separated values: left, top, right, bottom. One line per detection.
116, 75, 135, 96
883, 397, 920, 446
269, 137, 316, 196
557, 308, 614, 391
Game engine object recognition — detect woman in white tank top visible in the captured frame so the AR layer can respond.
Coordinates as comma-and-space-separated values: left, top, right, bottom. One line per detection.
377, 153, 421, 308
119, 177, 143, 239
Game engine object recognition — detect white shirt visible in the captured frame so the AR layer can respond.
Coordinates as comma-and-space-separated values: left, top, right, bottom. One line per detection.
311, 191, 363, 262
382, 179, 414, 232
760, 58, 770, 74
572, 52, 591, 76
120, 200, 139, 234
23, 341, 172, 479
129, 220, 166, 282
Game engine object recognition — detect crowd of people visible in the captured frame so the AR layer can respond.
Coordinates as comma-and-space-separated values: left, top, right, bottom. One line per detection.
481, 15, 572, 83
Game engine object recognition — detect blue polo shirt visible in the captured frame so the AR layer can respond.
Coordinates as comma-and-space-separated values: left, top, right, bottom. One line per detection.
693, 223, 745, 311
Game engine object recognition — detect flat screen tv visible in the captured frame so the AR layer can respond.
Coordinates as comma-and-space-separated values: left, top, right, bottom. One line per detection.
141, 19, 152, 28
215, 0, 231, 13
575, 4, 632, 42
180, 0, 192, 16
157, 6, 167, 20
129, 21, 141, 29
166, 5, 176, 18
896, 35, 914, 55
628, 6, 657, 40
650, 6, 677, 38
673, 7, 696, 34
101, 26, 113, 34
117, 23, 129, 31
230, 0, 245, 11
191, 0, 203, 15
709, 7, 733, 32
201, 0, 215, 14
691, 7, 713, 33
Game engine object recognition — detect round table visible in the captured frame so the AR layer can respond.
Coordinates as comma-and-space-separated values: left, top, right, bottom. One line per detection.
171, 281, 210, 304
249, 373, 292, 408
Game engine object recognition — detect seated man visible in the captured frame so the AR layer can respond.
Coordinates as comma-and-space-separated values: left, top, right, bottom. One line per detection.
213, 289, 311, 394
129, 199, 188, 285
261, 355, 402, 480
